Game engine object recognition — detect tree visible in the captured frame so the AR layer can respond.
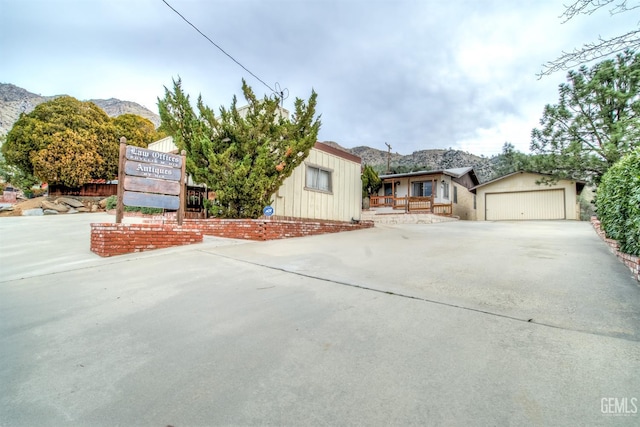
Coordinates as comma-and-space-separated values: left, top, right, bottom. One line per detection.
113, 114, 165, 147
1, 96, 163, 187
158, 78, 321, 218
540, 0, 640, 76
490, 142, 533, 179
361, 164, 382, 198
530, 51, 640, 184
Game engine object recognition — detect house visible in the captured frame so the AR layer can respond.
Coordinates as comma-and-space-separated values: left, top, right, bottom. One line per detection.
271, 142, 362, 222
370, 167, 480, 219
148, 137, 363, 222
471, 171, 586, 221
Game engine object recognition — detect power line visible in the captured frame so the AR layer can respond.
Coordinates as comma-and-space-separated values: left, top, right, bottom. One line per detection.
161, 0, 277, 95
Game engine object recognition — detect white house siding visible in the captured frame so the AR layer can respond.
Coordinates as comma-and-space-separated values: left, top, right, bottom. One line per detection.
272, 144, 362, 222
475, 172, 580, 221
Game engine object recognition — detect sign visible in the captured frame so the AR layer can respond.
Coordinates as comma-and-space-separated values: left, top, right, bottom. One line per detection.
123, 191, 180, 210
116, 138, 186, 225
124, 176, 181, 196
124, 161, 181, 181
125, 146, 182, 168
263, 206, 274, 217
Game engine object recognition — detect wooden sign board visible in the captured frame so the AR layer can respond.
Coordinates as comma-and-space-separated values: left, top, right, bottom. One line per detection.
116, 139, 187, 225
125, 146, 182, 168
124, 176, 181, 196
125, 161, 181, 181
123, 191, 180, 210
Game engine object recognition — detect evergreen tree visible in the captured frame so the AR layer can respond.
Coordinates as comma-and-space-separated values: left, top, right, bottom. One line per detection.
158, 78, 321, 218
531, 51, 640, 184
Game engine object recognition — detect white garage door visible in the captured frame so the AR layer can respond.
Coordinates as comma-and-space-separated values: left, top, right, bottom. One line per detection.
485, 189, 565, 220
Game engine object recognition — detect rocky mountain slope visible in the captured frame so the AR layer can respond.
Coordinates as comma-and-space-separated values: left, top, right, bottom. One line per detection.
0, 83, 160, 136
322, 141, 497, 183
1, 83, 498, 182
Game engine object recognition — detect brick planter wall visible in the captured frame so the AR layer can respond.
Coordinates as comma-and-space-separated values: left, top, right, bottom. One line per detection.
91, 217, 374, 257
175, 217, 375, 241
91, 223, 203, 257
591, 217, 640, 282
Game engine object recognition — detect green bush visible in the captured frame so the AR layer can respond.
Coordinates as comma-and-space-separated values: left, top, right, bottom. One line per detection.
596, 148, 640, 255
105, 195, 164, 215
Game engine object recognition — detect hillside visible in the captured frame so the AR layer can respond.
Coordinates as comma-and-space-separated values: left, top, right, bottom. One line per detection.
0, 83, 499, 183
0, 83, 160, 136
322, 141, 497, 183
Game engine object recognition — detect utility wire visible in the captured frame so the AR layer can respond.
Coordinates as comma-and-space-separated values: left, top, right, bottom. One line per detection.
161, 0, 277, 95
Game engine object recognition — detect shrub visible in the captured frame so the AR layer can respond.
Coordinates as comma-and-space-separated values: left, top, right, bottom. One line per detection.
596, 148, 640, 255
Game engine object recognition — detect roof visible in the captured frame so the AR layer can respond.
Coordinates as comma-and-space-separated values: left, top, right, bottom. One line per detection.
470, 170, 587, 194
313, 142, 361, 164
380, 167, 478, 183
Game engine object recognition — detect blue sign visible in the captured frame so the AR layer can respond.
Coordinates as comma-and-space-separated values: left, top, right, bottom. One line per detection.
263, 206, 274, 217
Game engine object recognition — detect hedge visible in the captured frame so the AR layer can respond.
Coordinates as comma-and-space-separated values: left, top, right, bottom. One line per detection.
596, 148, 640, 256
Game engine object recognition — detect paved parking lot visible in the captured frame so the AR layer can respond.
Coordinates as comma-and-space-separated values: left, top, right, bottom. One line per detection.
1, 215, 639, 426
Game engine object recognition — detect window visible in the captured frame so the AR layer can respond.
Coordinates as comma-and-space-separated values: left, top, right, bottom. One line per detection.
453, 186, 458, 204
473, 195, 476, 209
306, 165, 332, 192
412, 181, 432, 197
442, 181, 450, 199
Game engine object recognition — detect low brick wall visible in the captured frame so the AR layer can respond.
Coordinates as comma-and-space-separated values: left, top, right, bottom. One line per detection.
91, 223, 203, 257
91, 217, 374, 257
1, 192, 17, 203
591, 217, 640, 282
173, 217, 375, 241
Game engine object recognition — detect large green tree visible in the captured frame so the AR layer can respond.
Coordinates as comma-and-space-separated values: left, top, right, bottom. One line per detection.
530, 51, 640, 184
158, 78, 321, 218
2, 97, 162, 187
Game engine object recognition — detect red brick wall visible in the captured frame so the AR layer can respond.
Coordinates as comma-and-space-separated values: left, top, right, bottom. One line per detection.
91, 218, 373, 257
91, 223, 203, 257
177, 218, 374, 241
1, 192, 17, 203
592, 217, 640, 282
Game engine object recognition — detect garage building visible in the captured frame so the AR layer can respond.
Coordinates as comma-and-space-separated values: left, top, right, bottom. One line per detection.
472, 171, 586, 221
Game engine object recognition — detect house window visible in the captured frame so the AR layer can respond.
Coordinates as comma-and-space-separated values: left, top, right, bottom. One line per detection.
473, 195, 476, 209
442, 181, 450, 199
306, 165, 332, 192
412, 181, 432, 197
453, 186, 458, 204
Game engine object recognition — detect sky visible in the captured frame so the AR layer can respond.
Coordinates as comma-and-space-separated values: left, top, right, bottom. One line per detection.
0, 0, 634, 157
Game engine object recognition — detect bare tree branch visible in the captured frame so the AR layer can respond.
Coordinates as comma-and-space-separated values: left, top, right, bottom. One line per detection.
540, 0, 640, 77
538, 29, 640, 77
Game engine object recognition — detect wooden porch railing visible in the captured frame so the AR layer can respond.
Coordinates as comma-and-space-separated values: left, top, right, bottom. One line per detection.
369, 195, 452, 216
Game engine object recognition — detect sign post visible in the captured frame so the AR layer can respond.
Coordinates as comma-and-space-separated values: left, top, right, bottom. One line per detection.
177, 150, 186, 225
115, 137, 127, 224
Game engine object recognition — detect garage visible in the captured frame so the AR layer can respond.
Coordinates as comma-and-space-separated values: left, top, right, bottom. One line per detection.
472, 171, 585, 221
485, 189, 565, 220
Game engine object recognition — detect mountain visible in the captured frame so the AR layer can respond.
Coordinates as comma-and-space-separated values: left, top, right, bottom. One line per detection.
0, 83, 160, 136
321, 141, 497, 183
0, 84, 498, 182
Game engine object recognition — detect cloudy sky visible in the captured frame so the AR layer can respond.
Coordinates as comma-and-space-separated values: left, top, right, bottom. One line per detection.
1, 0, 633, 156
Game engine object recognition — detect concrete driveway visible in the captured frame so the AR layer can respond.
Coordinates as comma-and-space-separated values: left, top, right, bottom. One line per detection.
1, 215, 639, 426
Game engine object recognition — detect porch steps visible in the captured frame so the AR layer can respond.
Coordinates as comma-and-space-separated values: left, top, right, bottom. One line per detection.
361, 210, 458, 225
